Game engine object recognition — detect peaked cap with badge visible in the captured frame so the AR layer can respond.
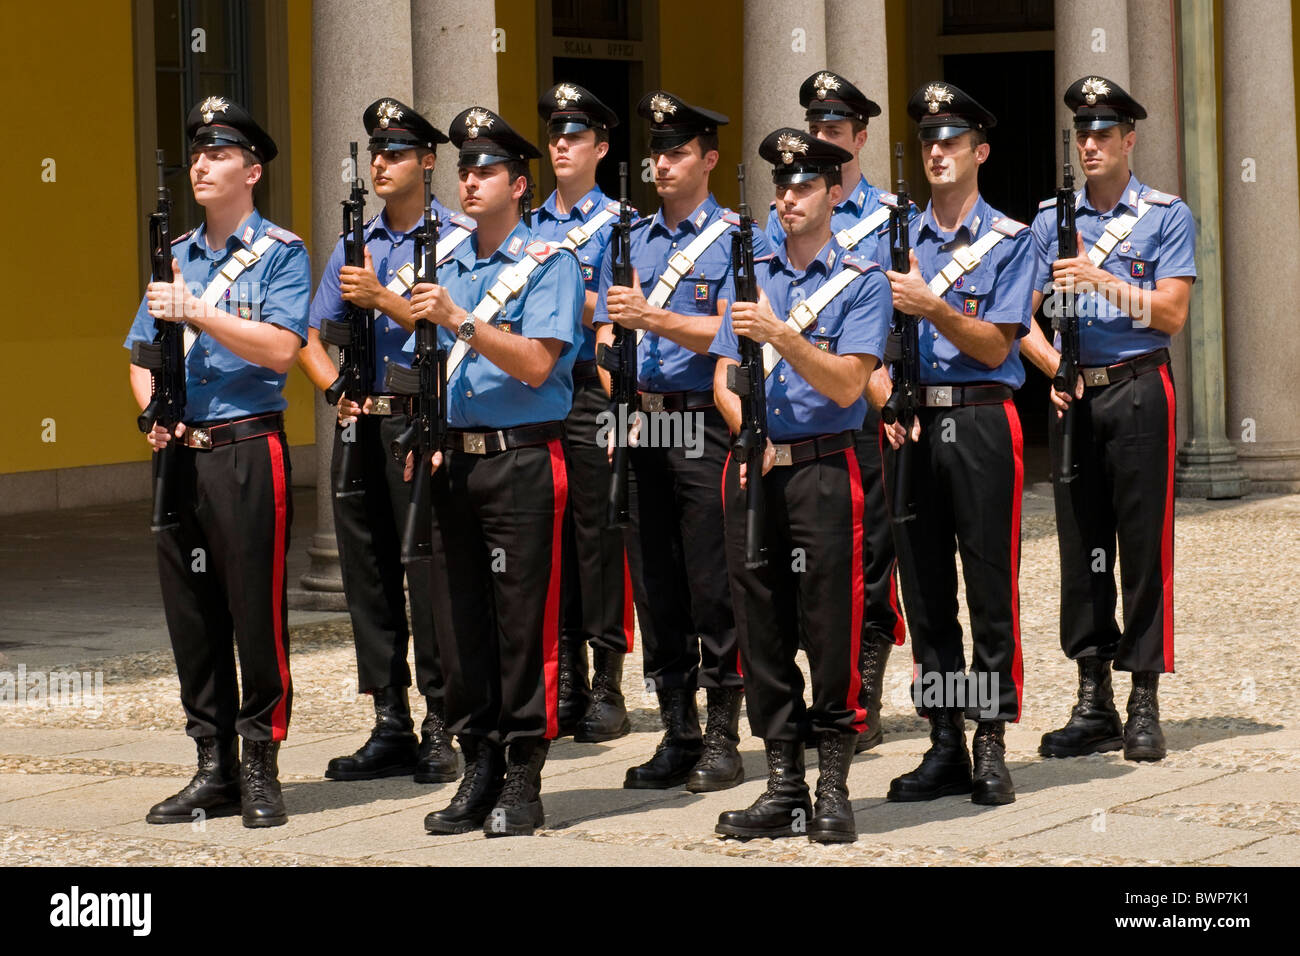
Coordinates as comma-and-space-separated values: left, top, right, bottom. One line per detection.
363, 97, 449, 152
1065, 75, 1147, 130
800, 70, 882, 125
636, 90, 729, 151
759, 127, 854, 185
906, 82, 997, 142
187, 96, 278, 163
449, 106, 543, 166
538, 82, 620, 136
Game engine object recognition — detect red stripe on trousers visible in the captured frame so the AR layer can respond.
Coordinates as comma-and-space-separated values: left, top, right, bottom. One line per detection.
877, 421, 907, 647
621, 548, 635, 653
543, 439, 569, 739
1002, 400, 1024, 722
844, 449, 867, 730
1158, 366, 1176, 672
266, 435, 291, 741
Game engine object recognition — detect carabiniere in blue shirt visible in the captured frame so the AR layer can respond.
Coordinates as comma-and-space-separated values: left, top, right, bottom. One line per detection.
124, 209, 311, 422
764, 173, 884, 248
531, 185, 628, 364
401, 220, 584, 429
876, 194, 1036, 389
1030, 172, 1196, 367
308, 200, 474, 387
710, 239, 892, 442
594, 194, 774, 394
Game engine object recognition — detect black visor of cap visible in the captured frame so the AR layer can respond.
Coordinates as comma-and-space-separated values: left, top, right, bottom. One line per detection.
771, 167, 830, 185
918, 115, 976, 142
1073, 108, 1130, 130
804, 104, 860, 123
191, 124, 255, 152
547, 116, 597, 136
458, 146, 519, 167
650, 126, 712, 151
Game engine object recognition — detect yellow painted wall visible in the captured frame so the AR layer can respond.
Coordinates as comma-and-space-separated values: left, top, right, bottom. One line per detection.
496, 0, 540, 149
0, 0, 315, 478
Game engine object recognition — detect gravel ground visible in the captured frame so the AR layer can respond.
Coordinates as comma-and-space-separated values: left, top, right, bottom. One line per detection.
2, 493, 1297, 865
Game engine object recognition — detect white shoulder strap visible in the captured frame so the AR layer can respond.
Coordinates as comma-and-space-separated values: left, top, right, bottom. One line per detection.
926, 228, 1009, 297
446, 251, 550, 376
637, 216, 734, 344
834, 205, 892, 251
1087, 200, 1152, 266
185, 234, 279, 355
760, 268, 865, 378
561, 208, 618, 251
386, 225, 474, 295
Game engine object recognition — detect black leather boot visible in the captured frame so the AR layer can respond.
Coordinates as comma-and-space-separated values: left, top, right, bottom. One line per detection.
424, 736, 506, 834
809, 732, 857, 843
623, 688, 702, 789
324, 686, 419, 780
971, 720, 1015, 805
574, 647, 631, 742
146, 736, 241, 824
484, 738, 550, 837
414, 699, 460, 783
240, 739, 287, 828
887, 708, 972, 801
1124, 672, 1167, 762
715, 740, 812, 839
686, 687, 745, 792
556, 635, 590, 738
1039, 657, 1124, 757
856, 637, 892, 753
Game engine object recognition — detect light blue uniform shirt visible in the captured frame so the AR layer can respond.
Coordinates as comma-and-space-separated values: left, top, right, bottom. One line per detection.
1030, 172, 1196, 366
594, 194, 774, 393
876, 194, 1035, 388
711, 238, 891, 442
124, 209, 310, 422
401, 220, 584, 429
308, 198, 472, 385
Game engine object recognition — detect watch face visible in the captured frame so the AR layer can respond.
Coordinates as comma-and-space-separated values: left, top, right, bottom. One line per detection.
458, 321, 475, 341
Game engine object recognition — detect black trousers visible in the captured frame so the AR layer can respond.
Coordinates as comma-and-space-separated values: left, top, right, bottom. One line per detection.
561, 379, 634, 654
855, 404, 907, 649
426, 437, 567, 744
723, 445, 866, 741
331, 415, 442, 700
1050, 361, 1176, 674
884, 400, 1024, 722
623, 403, 740, 692
155, 431, 293, 742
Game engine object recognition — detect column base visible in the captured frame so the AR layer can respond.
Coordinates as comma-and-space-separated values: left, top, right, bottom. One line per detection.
1175, 438, 1249, 499
1235, 440, 1300, 493
288, 532, 347, 611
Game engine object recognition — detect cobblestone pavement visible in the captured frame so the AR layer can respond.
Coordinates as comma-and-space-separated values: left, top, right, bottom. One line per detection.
1, 492, 1297, 866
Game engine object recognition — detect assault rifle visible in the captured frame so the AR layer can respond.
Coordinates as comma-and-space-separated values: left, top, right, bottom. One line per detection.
320, 142, 374, 499
597, 161, 636, 528
1052, 128, 1081, 484
131, 149, 186, 533
880, 143, 919, 524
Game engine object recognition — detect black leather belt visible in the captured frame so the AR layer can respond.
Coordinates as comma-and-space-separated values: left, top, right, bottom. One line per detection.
917, 384, 1013, 408
1080, 348, 1170, 388
182, 412, 284, 450
572, 360, 601, 387
770, 430, 855, 467
638, 390, 715, 412
447, 420, 565, 455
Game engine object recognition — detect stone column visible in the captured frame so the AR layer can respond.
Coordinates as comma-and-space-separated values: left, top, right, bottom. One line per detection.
743, 0, 827, 228
826, 0, 890, 189
1127, 0, 1189, 448
1172, 0, 1246, 498
292, 0, 414, 609
1222, 0, 1300, 491
1054, 0, 1130, 167
412, 0, 499, 209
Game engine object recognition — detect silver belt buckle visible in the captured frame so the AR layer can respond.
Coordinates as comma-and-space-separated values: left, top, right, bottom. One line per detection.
1084, 367, 1111, 387
641, 393, 665, 413
462, 432, 487, 454
924, 386, 953, 407
771, 444, 793, 467
187, 427, 212, 449
370, 396, 393, 415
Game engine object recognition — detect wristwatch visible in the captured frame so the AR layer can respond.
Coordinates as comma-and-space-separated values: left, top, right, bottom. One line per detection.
456, 319, 476, 343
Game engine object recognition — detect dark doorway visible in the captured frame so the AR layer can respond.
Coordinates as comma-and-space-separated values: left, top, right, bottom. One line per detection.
551, 56, 633, 203
943, 50, 1056, 475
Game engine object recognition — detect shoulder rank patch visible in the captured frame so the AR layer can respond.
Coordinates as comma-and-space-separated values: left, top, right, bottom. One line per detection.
1038, 197, 1056, 210
992, 216, 1028, 237
721, 212, 741, 225
753, 253, 776, 263
877, 192, 898, 206
448, 212, 476, 229
840, 253, 880, 274
526, 239, 565, 262
1142, 188, 1178, 206
265, 225, 303, 244
170, 229, 194, 245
